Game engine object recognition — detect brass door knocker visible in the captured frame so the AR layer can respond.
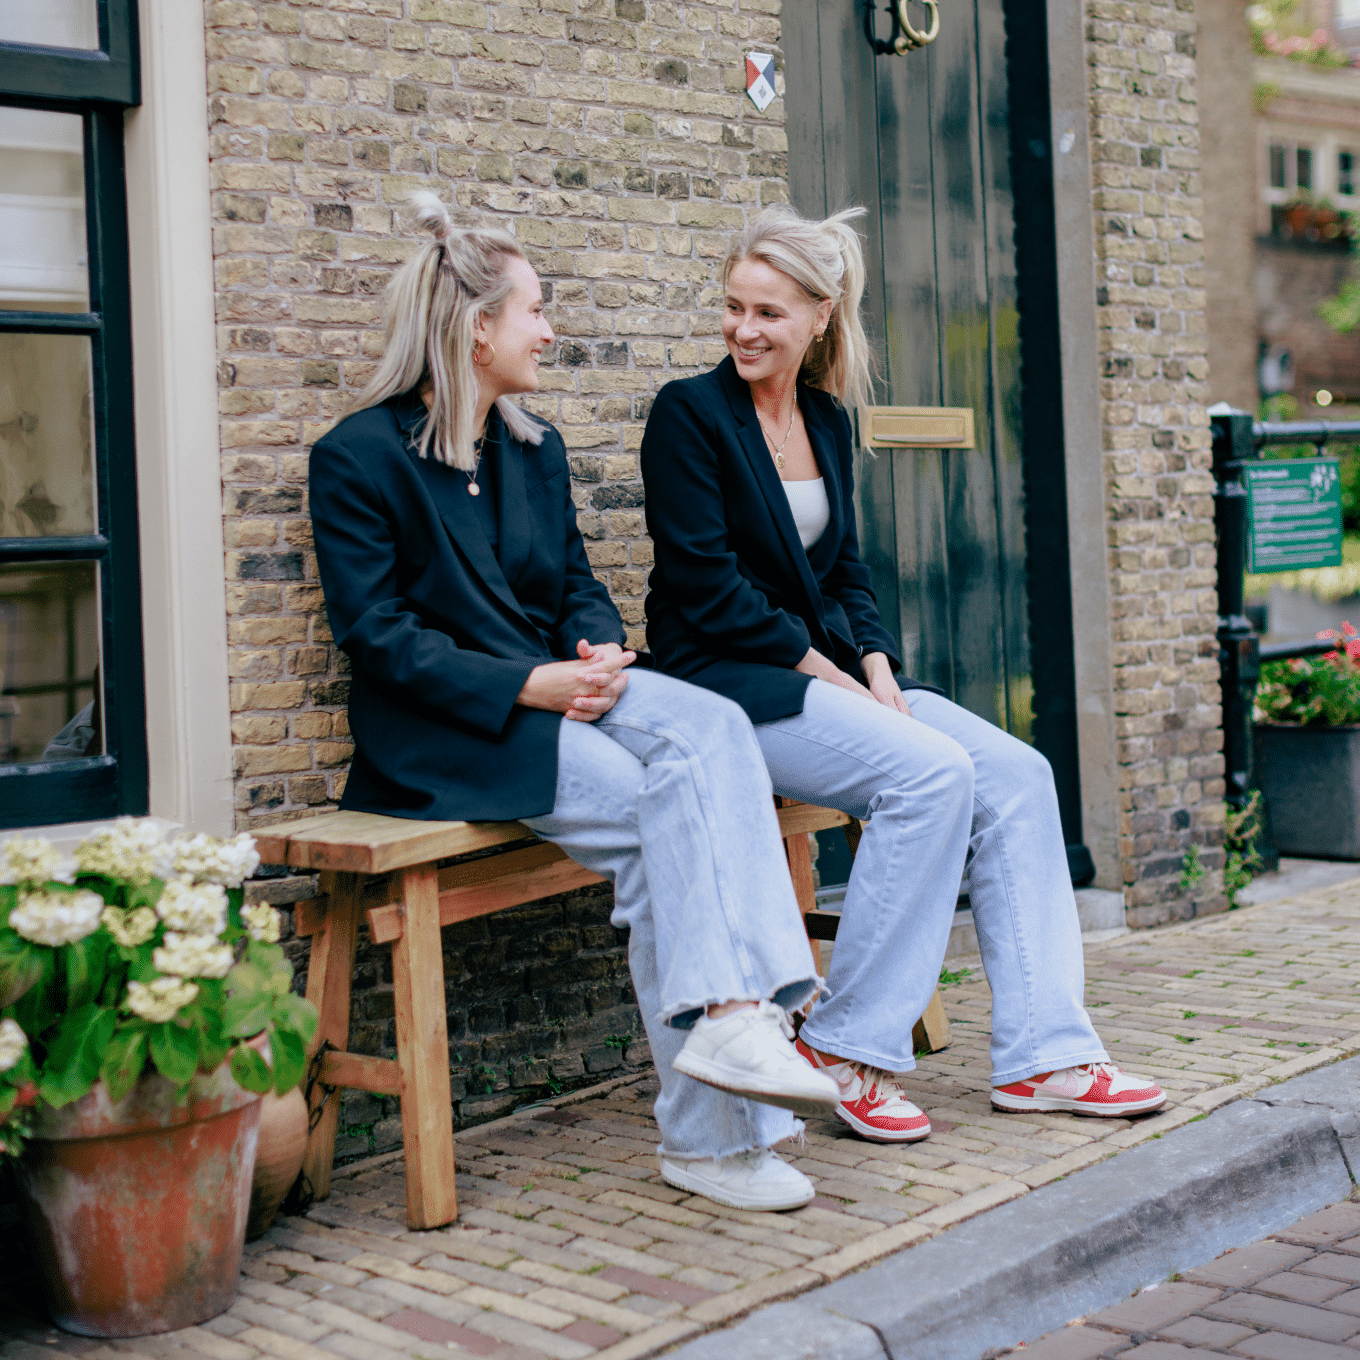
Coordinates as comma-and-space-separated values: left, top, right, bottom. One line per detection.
894, 0, 939, 52
865, 0, 940, 55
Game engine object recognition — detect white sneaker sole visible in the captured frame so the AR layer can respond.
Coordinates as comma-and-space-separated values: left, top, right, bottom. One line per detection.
834, 1104, 932, 1143
659, 1159, 814, 1212
991, 1090, 1167, 1117
671, 1050, 840, 1118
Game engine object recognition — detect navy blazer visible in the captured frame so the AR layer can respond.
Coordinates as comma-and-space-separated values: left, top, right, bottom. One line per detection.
309, 393, 635, 822
641, 357, 936, 724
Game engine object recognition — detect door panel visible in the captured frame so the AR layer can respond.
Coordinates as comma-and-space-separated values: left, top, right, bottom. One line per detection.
786, 0, 1031, 739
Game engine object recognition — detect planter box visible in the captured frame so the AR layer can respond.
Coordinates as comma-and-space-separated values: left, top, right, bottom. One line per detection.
1255, 723, 1360, 859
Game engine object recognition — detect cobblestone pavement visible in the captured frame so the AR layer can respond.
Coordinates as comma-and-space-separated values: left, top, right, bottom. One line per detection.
1005, 1197, 1360, 1360
2, 880, 1358, 1360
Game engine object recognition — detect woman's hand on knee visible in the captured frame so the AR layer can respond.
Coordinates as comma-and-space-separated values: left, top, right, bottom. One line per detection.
795, 647, 875, 702
861, 651, 912, 716
516, 642, 635, 720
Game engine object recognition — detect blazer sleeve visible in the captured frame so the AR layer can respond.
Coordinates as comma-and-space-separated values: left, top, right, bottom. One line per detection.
554, 477, 627, 656
821, 404, 902, 668
309, 432, 538, 739
641, 382, 813, 667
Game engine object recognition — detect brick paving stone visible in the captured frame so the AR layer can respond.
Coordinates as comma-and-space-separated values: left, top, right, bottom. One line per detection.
1254, 1271, 1352, 1304
1182, 1242, 1315, 1287
1232, 1334, 1360, 1360
1003, 1325, 1125, 1359
1204, 1291, 1360, 1341
558, 1322, 624, 1349
1158, 1317, 1256, 1348
1085, 1283, 1223, 1333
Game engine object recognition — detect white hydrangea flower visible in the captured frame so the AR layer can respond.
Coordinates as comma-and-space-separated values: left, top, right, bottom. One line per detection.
152, 931, 235, 980
156, 880, 228, 937
125, 976, 199, 1024
75, 818, 174, 887
0, 836, 60, 887
241, 903, 282, 944
0, 1017, 27, 1072
9, 889, 106, 948
101, 905, 159, 948
171, 832, 260, 889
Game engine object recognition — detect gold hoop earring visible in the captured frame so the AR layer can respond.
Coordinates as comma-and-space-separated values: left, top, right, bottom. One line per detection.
473, 341, 497, 367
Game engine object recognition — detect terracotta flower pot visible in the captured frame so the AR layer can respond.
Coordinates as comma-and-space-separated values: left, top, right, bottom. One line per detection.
16, 1048, 264, 1337
246, 1086, 309, 1240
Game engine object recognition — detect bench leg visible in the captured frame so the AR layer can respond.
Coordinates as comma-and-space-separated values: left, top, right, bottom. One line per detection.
912, 988, 952, 1054
302, 870, 361, 1204
779, 799, 822, 973
392, 863, 458, 1229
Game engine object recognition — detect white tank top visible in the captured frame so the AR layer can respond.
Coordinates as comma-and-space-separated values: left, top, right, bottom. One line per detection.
782, 477, 831, 549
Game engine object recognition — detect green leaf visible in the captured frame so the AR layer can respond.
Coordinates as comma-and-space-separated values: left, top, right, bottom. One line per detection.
222, 990, 271, 1039
100, 1028, 148, 1103
64, 930, 111, 1012
148, 1022, 197, 1084
0, 930, 46, 1010
227, 886, 244, 933
11, 947, 58, 1042
268, 1026, 307, 1095
194, 1000, 230, 1074
0, 885, 16, 928
38, 1003, 116, 1107
229, 1042, 272, 1094
273, 991, 318, 1047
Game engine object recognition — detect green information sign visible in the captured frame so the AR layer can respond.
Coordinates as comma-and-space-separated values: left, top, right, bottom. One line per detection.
1245, 458, 1344, 574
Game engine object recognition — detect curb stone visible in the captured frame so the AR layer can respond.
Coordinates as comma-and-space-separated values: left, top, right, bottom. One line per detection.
664, 1057, 1360, 1360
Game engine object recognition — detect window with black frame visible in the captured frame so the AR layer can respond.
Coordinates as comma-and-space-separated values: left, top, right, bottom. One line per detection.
0, 0, 146, 827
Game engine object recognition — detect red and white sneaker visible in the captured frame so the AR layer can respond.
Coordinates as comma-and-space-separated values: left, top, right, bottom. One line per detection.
992, 1064, 1166, 1118
793, 1038, 932, 1142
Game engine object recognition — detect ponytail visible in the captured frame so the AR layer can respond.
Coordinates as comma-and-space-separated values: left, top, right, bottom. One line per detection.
348, 191, 542, 471
722, 205, 876, 411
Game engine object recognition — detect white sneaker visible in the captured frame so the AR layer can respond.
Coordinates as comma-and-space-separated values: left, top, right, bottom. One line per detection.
660, 1148, 815, 1211
671, 1000, 841, 1117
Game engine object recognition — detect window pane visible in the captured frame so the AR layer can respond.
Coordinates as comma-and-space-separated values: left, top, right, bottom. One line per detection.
0, 0, 98, 50
1269, 145, 1287, 190
0, 561, 102, 765
1298, 146, 1314, 191
0, 332, 95, 536
0, 108, 87, 311
1342, 153, 1355, 197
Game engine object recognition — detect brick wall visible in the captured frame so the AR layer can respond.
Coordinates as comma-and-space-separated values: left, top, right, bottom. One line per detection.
1085, 0, 1227, 924
207, 0, 787, 1137
208, 0, 787, 827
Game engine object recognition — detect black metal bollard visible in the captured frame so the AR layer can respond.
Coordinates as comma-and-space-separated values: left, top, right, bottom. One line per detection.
1210, 407, 1260, 812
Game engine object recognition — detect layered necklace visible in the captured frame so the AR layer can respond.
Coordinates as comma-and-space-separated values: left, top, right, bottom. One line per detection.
756, 400, 797, 470
467, 428, 492, 495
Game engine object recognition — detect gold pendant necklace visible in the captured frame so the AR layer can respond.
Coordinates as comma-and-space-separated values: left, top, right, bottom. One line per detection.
757, 403, 797, 470
468, 433, 486, 495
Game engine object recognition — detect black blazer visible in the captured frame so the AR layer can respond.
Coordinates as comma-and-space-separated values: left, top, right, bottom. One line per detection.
641, 357, 935, 724
309, 393, 636, 822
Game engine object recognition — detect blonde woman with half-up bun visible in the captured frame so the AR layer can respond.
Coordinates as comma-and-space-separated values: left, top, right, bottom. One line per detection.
641, 204, 1165, 1141
309, 196, 852, 1216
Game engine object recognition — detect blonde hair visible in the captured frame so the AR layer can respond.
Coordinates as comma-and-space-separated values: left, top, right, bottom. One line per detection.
722, 205, 875, 412
349, 191, 543, 471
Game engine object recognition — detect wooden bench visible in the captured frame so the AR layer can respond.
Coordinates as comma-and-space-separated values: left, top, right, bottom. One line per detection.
255, 802, 950, 1229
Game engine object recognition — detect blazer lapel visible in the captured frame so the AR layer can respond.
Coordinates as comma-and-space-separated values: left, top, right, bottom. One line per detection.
492, 409, 532, 588
716, 358, 829, 619
800, 389, 845, 572
393, 397, 538, 637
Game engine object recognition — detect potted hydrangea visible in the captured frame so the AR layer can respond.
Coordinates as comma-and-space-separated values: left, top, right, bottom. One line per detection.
1254, 622, 1360, 858
0, 818, 317, 1338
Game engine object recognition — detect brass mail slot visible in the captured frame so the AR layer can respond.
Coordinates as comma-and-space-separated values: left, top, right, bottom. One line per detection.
860, 406, 975, 450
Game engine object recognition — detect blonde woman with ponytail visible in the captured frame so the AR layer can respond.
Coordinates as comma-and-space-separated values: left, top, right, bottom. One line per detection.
641, 205, 1165, 1143
309, 195, 849, 1214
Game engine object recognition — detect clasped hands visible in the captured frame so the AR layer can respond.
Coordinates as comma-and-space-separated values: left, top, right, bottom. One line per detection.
796, 647, 912, 716
517, 640, 636, 722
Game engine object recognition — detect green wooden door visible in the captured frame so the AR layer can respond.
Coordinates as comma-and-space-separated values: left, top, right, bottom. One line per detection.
784, 1, 1031, 740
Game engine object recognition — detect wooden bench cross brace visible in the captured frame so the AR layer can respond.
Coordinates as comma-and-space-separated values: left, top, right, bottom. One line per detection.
257, 804, 950, 1230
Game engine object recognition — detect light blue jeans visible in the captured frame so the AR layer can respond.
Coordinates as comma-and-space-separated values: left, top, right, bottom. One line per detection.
758, 681, 1109, 1086
522, 669, 820, 1159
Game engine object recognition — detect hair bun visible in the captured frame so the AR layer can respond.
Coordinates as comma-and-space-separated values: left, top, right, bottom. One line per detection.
407, 189, 453, 240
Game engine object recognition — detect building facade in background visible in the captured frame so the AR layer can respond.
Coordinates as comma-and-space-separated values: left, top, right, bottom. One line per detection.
0, 0, 1222, 1141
